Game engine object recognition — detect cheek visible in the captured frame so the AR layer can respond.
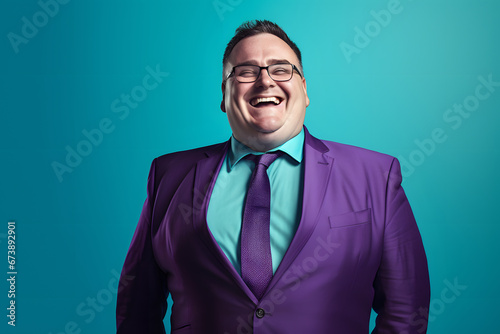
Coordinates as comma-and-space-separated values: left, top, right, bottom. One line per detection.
295, 86, 308, 106
229, 84, 247, 101
282, 82, 303, 101
285, 88, 304, 107
227, 93, 247, 113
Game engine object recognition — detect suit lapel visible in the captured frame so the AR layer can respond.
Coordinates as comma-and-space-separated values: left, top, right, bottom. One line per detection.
191, 140, 258, 301
267, 127, 334, 293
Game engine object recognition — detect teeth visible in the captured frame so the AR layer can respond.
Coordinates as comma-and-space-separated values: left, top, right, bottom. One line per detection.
251, 97, 281, 106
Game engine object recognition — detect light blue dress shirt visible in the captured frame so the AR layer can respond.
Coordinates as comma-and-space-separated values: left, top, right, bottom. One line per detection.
207, 129, 304, 275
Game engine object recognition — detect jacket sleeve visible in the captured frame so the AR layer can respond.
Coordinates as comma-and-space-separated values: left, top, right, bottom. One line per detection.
116, 159, 169, 333
372, 158, 431, 334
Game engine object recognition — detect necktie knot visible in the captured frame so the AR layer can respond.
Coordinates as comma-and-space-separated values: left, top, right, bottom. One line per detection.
245, 151, 283, 169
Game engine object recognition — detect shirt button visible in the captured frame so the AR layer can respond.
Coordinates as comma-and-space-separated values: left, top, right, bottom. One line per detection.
256, 308, 265, 318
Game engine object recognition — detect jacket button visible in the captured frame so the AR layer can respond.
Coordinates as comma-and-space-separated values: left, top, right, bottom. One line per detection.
256, 308, 265, 318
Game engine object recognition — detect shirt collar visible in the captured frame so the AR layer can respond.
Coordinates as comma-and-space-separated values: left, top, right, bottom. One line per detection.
228, 127, 305, 169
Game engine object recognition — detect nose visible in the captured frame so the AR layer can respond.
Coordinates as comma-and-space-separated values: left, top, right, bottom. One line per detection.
255, 68, 275, 88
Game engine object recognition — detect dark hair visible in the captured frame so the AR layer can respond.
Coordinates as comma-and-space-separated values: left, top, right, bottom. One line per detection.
222, 20, 303, 75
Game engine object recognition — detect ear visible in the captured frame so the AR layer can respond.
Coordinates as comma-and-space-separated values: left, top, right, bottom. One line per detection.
220, 82, 226, 113
302, 78, 310, 107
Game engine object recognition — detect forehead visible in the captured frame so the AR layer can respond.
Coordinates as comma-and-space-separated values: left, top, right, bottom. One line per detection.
228, 33, 299, 66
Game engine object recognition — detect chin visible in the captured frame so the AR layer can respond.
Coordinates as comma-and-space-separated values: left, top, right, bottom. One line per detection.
253, 127, 288, 146
251, 118, 284, 133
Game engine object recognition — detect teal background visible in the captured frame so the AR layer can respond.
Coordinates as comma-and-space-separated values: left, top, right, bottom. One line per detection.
1, 0, 499, 333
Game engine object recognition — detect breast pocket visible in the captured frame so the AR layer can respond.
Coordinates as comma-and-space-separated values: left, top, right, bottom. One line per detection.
329, 208, 372, 228
326, 208, 374, 288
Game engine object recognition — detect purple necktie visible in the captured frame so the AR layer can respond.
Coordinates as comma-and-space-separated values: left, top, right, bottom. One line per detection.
241, 151, 282, 299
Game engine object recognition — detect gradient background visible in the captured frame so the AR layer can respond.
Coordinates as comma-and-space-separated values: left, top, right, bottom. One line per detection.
1, 0, 499, 333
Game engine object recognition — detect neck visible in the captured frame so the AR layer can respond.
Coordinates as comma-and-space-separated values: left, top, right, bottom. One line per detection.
236, 129, 301, 152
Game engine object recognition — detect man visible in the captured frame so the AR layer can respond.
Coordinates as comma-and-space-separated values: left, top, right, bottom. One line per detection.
116, 20, 430, 334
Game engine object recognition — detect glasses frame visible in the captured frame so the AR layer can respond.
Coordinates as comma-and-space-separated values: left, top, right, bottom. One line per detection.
225, 63, 303, 83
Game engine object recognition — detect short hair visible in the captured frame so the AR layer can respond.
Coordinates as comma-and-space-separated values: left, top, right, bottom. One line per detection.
222, 20, 303, 77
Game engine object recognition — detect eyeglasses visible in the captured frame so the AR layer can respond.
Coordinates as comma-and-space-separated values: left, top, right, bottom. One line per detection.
226, 63, 303, 83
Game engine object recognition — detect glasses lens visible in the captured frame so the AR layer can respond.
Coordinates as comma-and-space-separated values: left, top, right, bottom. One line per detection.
234, 66, 260, 82
269, 64, 293, 81
233, 64, 295, 82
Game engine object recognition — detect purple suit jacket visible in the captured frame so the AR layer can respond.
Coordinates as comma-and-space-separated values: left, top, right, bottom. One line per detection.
116, 127, 430, 334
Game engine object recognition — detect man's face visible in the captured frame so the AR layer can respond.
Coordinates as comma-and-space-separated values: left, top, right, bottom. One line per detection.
222, 33, 310, 151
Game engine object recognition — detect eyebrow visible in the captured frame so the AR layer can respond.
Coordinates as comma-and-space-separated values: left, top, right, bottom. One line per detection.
235, 59, 292, 67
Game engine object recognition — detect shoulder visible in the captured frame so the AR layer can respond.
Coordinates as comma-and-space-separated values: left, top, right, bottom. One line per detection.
154, 141, 228, 168
322, 139, 395, 165
143, 140, 229, 197
311, 137, 404, 197
305, 127, 395, 167
306, 131, 400, 181
151, 141, 228, 178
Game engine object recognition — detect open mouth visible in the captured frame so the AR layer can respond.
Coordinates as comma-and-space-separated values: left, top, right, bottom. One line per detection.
250, 96, 283, 108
